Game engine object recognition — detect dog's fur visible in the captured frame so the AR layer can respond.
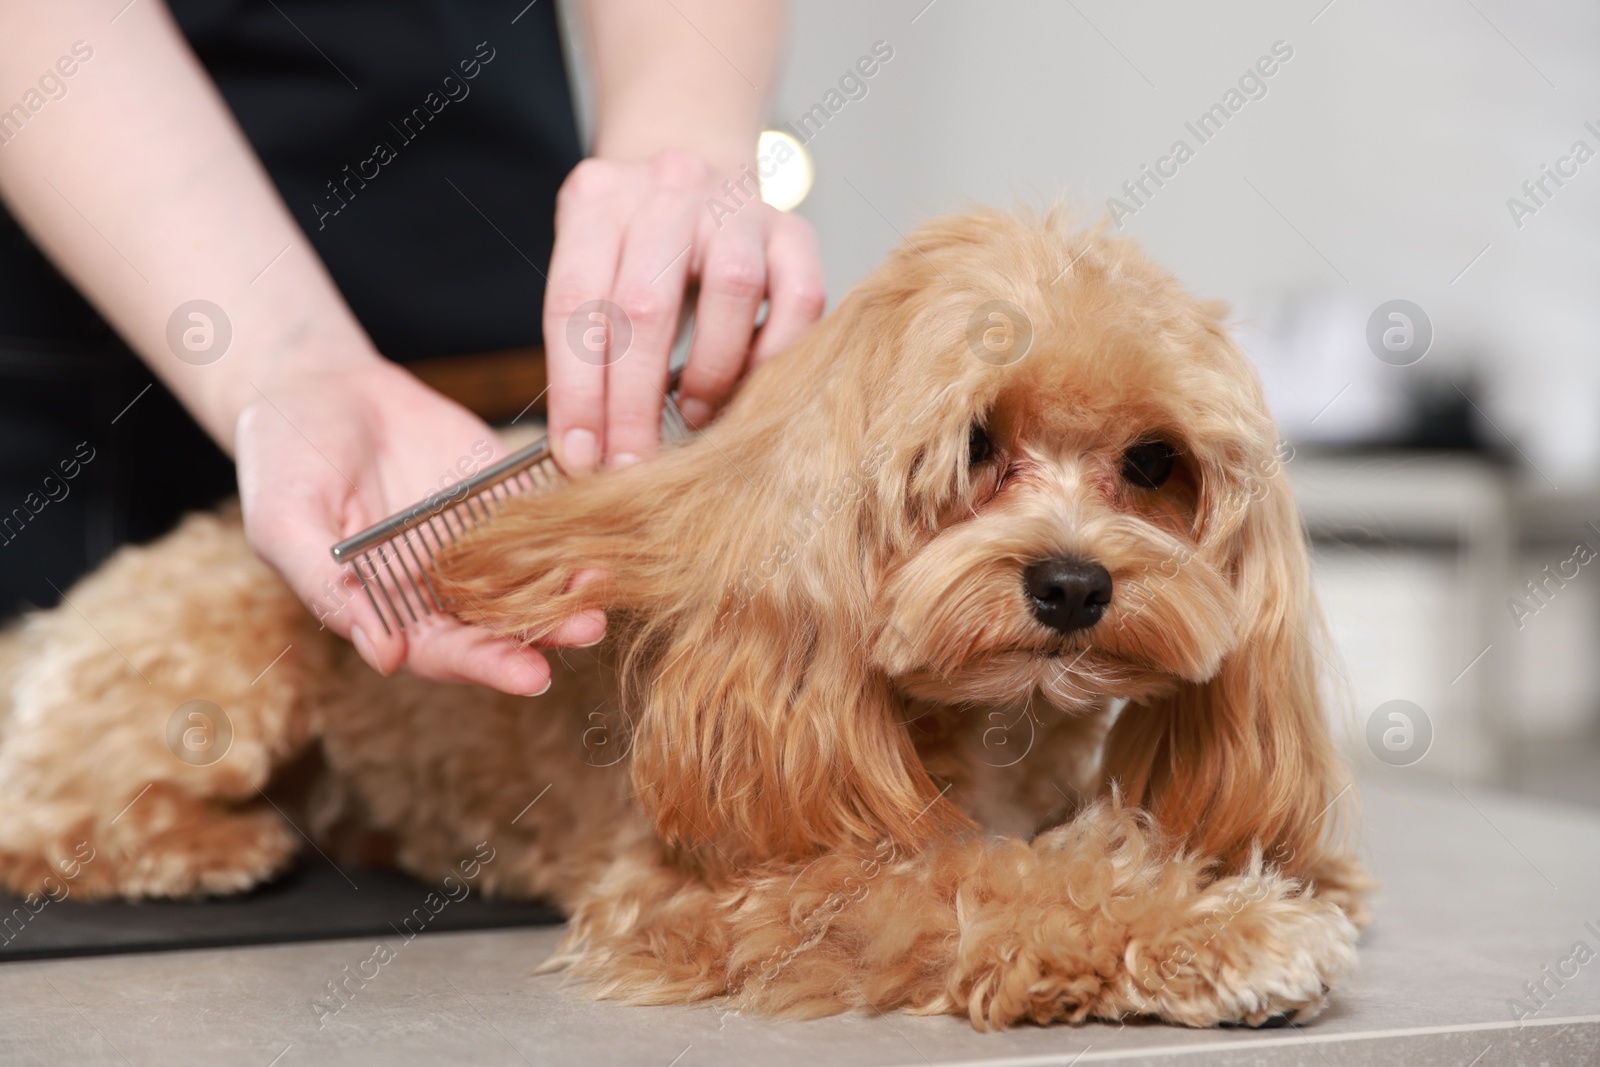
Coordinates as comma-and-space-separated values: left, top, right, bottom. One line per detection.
0, 209, 1368, 1029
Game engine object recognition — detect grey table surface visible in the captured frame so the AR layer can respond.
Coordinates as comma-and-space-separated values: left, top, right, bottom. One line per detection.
2, 774, 1597, 1067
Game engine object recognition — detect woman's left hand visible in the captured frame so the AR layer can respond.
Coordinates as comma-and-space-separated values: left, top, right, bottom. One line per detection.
541, 150, 826, 475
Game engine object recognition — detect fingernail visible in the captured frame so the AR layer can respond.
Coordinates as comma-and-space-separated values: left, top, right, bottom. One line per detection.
562, 428, 597, 474
350, 625, 388, 675
678, 397, 712, 426
608, 452, 640, 470
527, 675, 552, 697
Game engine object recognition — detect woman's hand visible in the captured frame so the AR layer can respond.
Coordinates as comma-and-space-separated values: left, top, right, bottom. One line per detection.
235, 357, 606, 694
542, 150, 826, 474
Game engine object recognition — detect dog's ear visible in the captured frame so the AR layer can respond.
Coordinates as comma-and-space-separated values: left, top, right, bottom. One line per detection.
439, 452, 690, 636
1102, 442, 1347, 879
441, 310, 969, 867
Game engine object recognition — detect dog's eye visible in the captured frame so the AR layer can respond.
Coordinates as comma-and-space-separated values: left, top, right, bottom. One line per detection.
968, 424, 992, 466
1121, 441, 1177, 489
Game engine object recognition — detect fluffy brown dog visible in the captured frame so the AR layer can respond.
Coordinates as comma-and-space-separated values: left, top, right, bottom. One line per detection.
0, 209, 1367, 1029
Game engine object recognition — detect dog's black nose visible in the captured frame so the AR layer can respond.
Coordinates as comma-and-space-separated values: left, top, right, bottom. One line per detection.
1023, 558, 1112, 633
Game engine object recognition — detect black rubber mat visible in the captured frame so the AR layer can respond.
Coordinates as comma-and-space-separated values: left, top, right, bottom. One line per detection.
0, 861, 561, 962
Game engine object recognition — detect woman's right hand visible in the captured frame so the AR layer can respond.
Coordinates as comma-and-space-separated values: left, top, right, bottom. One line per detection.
235, 356, 607, 694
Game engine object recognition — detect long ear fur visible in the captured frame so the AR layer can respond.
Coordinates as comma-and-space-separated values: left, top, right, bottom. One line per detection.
441, 305, 970, 868
1101, 442, 1347, 879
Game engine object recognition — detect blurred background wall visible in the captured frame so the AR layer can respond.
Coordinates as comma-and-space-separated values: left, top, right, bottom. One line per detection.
566, 0, 1600, 802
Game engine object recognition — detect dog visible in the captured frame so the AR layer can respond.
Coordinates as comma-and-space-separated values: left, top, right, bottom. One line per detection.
0, 208, 1368, 1029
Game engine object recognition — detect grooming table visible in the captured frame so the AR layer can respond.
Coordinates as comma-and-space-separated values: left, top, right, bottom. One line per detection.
2, 774, 1597, 1066
0, 865, 560, 962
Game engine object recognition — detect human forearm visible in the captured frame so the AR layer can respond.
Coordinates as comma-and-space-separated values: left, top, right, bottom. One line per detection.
0, 1, 379, 455
580, 0, 784, 171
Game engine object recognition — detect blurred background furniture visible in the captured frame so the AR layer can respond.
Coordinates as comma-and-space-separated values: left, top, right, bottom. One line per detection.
1291, 452, 1515, 785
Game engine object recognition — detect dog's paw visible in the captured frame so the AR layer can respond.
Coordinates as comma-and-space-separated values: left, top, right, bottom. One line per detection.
110, 807, 300, 898
953, 959, 1106, 1030
1121, 869, 1358, 1028
6, 803, 301, 901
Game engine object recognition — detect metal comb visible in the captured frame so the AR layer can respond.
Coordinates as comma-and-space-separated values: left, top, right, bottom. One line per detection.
330, 369, 689, 636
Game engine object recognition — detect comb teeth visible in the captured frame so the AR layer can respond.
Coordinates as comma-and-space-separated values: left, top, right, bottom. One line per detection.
332, 378, 685, 636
